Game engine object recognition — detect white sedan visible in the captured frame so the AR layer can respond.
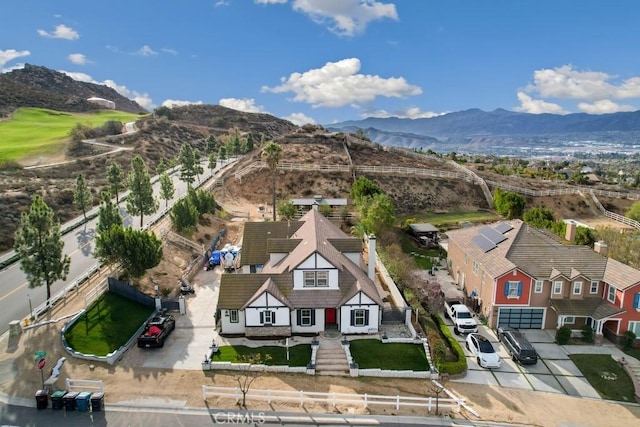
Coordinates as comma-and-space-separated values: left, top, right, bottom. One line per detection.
465, 333, 501, 369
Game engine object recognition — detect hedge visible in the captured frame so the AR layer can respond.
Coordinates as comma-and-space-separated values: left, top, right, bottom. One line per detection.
431, 313, 467, 375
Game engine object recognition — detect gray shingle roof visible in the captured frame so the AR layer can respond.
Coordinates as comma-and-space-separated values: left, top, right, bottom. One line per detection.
549, 298, 625, 319
603, 258, 640, 290
241, 221, 304, 265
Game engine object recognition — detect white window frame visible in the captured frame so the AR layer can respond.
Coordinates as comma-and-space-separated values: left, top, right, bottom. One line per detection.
303, 271, 315, 287
608, 286, 616, 303
229, 309, 239, 323
590, 281, 599, 294
472, 261, 479, 275
316, 271, 328, 287
553, 281, 563, 295
534, 280, 543, 294
262, 310, 274, 325
507, 281, 519, 298
628, 321, 640, 336
354, 309, 366, 326
303, 271, 329, 287
564, 316, 575, 325
300, 309, 312, 326
573, 281, 583, 295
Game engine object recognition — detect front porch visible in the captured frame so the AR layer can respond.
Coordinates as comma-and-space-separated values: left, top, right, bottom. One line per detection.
549, 298, 625, 346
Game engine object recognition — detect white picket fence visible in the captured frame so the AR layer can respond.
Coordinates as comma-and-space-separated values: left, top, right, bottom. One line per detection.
202, 386, 464, 413
66, 378, 104, 393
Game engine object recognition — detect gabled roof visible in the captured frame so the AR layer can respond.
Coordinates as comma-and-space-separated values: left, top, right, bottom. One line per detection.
444, 220, 522, 278
506, 225, 608, 280
242, 277, 293, 310
218, 274, 292, 309
603, 258, 640, 290
549, 298, 625, 320
241, 221, 304, 265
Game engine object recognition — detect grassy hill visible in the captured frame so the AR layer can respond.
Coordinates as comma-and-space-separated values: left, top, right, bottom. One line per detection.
0, 108, 144, 161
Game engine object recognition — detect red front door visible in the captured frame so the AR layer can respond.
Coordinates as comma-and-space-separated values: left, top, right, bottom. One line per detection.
325, 308, 336, 324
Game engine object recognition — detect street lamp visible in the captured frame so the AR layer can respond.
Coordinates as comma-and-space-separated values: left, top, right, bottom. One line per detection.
27, 293, 33, 319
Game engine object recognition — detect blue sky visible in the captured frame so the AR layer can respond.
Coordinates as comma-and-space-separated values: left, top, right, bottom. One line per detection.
2, 1, 640, 125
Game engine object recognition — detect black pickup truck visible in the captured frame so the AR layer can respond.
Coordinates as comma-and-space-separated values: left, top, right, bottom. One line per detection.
137, 314, 176, 348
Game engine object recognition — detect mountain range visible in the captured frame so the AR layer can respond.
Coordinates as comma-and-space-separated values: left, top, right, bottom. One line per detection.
329, 109, 640, 156
0, 64, 147, 115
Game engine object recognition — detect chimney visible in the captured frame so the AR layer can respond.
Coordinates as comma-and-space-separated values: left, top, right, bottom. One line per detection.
594, 241, 608, 256
368, 234, 376, 280
565, 221, 576, 242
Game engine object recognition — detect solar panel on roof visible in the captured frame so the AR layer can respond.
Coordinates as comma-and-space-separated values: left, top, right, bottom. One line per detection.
479, 226, 507, 245
472, 235, 496, 253
494, 222, 514, 234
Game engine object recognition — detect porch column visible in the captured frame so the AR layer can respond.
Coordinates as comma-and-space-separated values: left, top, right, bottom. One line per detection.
557, 315, 564, 328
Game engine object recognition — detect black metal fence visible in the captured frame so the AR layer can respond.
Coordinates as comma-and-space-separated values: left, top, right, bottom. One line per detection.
108, 277, 155, 307
381, 308, 407, 324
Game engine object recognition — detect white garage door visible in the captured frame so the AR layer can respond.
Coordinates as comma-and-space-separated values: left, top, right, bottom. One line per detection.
498, 308, 544, 329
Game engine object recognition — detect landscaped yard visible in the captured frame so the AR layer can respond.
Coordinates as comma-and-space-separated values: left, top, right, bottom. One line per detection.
399, 232, 441, 269
211, 344, 312, 367
349, 339, 429, 371
400, 210, 500, 228
570, 354, 637, 402
63, 292, 155, 356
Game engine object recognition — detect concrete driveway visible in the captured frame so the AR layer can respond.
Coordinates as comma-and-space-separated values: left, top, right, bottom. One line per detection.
447, 323, 603, 399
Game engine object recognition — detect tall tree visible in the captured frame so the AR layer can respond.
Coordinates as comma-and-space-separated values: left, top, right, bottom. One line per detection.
14, 195, 71, 307
245, 133, 254, 152
126, 156, 158, 228
94, 225, 162, 278
107, 162, 125, 205
626, 201, 640, 222
193, 148, 204, 182
359, 193, 396, 236
159, 172, 175, 208
156, 159, 168, 175
262, 141, 282, 221
73, 173, 93, 220
277, 200, 298, 220
97, 191, 122, 235
205, 134, 217, 155
170, 198, 199, 232
218, 146, 227, 165
493, 188, 526, 219
179, 144, 198, 186
207, 152, 217, 174
351, 177, 382, 204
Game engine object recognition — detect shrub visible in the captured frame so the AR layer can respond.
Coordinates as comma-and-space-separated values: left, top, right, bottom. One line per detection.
556, 325, 572, 345
581, 325, 594, 343
622, 330, 637, 351
430, 314, 467, 375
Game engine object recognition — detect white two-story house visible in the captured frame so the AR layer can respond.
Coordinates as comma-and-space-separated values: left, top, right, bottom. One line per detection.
217, 209, 383, 338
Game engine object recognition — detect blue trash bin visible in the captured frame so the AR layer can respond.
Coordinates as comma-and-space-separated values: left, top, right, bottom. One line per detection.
75, 392, 91, 412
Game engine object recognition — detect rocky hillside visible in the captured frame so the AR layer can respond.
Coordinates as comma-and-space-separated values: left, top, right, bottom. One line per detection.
0, 64, 147, 115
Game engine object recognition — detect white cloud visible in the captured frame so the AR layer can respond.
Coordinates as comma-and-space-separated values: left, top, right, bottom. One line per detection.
59, 70, 155, 110
68, 53, 88, 65
364, 106, 445, 119
37, 24, 79, 40
525, 65, 640, 101
577, 100, 636, 114
162, 99, 204, 108
262, 58, 422, 108
255, 0, 288, 4
219, 98, 267, 113
283, 112, 315, 125
0, 49, 30, 68
161, 48, 178, 55
514, 92, 568, 115
215, 0, 230, 6
136, 45, 157, 56
290, 0, 398, 36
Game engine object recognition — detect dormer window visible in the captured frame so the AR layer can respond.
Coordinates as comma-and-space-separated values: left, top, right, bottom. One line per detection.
303, 271, 329, 287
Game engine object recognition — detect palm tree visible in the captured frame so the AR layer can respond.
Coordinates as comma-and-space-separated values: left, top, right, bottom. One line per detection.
261, 141, 282, 221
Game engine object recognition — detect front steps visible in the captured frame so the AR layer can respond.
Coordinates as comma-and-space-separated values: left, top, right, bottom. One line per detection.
315, 338, 349, 376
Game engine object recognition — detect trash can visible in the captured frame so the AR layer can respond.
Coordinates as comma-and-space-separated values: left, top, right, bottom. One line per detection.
90, 392, 104, 412
63, 391, 79, 411
35, 389, 48, 410
75, 392, 91, 412
50, 390, 66, 410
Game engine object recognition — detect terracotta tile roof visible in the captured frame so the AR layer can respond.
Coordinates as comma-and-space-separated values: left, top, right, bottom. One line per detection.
549, 298, 625, 320
603, 258, 640, 290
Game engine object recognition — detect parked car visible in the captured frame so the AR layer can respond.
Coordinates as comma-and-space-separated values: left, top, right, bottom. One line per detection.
465, 333, 501, 369
137, 314, 175, 348
444, 299, 478, 335
497, 326, 538, 365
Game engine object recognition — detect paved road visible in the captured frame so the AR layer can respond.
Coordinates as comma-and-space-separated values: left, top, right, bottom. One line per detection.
0, 160, 232, 335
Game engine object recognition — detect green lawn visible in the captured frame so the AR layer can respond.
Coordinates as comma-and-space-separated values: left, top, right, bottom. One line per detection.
349, 339, 429, 371
570, 354, 637, 402
211, 344, 312, 367
400, 210, 500, 227
64, 292, 155, 356
0, 107, 144, 161
399, 233, 441, 269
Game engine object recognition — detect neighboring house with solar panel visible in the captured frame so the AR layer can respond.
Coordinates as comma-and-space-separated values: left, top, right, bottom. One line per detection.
216, 208, 383, 338
444, 220, 640, 345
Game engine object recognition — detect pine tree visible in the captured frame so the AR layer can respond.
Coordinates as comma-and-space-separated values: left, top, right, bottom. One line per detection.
179, 144, 198, 186
97, 191, 122, 234
107, 162, 125, 205
74, 173, 93, 220
14, 195, 71, 307
208, 152, 217, 174
159, 172, 175, 208
126, 156, 158, 228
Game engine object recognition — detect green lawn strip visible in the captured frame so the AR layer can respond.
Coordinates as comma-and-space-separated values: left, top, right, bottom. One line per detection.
399, 210, 500, 227
349, 339, 429, 371
623, 347, 640, 361
569, 354, 636, 402
211, 345, 312, 367
64, 292, 154, 356
399, 233, 441, 269
0, 108, 144, 161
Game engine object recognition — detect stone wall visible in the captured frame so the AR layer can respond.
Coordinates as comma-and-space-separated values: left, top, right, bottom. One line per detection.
245, 325, 292, 338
